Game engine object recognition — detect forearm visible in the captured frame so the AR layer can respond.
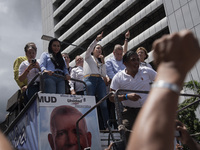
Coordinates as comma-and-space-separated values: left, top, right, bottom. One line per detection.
14, 71, 26, 87
129, 90, 178, 149
110, 95, 125, 102
18, 68, 30, 82
85, 39, 98, 58
155, 63, 186, 87
109, 92, 139, 102
123, 39, 128, 55
109, 90, 126, 102
123, 30, 130, 55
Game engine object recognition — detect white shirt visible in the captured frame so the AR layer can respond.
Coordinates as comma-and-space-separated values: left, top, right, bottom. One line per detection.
106, 56, 125, 79
69, 66, 84, 92
110, 67, 156, 108
83, 40, 106, 77
140, 62, 152, 69
19, 60, 40, 84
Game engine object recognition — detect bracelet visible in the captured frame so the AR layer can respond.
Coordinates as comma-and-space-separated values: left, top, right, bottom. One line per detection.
125, 38, 129, 41
152, 80, 181, 94
125, 94, 128, 100
123, 94, 128, 100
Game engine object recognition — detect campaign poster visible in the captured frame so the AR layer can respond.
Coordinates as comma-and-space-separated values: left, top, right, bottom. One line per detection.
7, 99, 39, 150
38, 93, 101, 150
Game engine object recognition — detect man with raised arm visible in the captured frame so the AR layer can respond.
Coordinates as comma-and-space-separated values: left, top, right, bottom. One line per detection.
109, 50, 156, 143
106, 31, 130, 80
106, 31, 130, 129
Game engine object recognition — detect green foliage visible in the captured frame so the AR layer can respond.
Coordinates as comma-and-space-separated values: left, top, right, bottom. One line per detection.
178, 97, 200, 138
184, 80, 200, 94
177, 80, 200, 149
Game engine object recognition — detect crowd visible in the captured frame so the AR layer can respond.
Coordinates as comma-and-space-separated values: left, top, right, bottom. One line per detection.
10, 30, 200, 150
14, 31, 145, 130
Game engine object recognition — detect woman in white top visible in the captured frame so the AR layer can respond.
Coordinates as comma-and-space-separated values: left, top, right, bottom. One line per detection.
83, 32, 109, 130
136, 47, 153, 68
19, 43, 40, 103
69, 55, 85, 95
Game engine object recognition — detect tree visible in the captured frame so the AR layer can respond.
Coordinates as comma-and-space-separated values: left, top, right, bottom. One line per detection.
177, 80, 200, 149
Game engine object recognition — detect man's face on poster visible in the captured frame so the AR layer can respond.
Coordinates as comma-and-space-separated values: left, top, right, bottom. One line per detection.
48, 114, 91, 150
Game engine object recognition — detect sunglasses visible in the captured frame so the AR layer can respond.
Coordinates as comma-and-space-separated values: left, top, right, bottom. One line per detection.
76, 58, 83, 61
129, 57, 140, 62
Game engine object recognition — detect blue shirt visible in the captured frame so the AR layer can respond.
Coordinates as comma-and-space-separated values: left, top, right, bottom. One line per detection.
39, 52, 69, 75
106, 57, 125, 79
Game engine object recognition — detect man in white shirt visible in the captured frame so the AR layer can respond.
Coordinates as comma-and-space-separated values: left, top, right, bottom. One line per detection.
106, 31, 130, 129
110, 50, 156, 144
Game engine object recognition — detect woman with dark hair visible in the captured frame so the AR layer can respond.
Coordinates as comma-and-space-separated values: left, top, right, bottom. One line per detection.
83, 32, 109, 130
40, 38, 70, 94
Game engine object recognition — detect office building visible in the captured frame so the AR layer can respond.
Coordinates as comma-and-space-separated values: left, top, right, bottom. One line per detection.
40, 0, 200, 83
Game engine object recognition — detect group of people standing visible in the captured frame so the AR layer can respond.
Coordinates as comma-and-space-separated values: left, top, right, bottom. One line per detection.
14, 39, 71, 105
13, 30, 155, 134
7, 30, 200, 150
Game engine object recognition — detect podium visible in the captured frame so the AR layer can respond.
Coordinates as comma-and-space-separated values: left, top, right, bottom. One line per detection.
6, 93, 101, 150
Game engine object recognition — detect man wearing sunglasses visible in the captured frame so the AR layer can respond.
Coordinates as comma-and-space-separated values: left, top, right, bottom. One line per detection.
109, 50, 156, 145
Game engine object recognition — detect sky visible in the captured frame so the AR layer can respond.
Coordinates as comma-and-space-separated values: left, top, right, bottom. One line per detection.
0, 0, 43, 122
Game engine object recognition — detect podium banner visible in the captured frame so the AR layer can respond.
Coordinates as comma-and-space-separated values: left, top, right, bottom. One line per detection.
7, 93, 101, 150
38, 93, 101, 150
7, 99, 39, 150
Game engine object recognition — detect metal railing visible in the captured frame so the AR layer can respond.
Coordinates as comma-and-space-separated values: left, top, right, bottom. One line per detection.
114, 89, 149, 145
17, 72, 41, 113
108, 89, 200, 148
40, 72, 88, 94
6, 72, 87, 128
76, 92, 114, 150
